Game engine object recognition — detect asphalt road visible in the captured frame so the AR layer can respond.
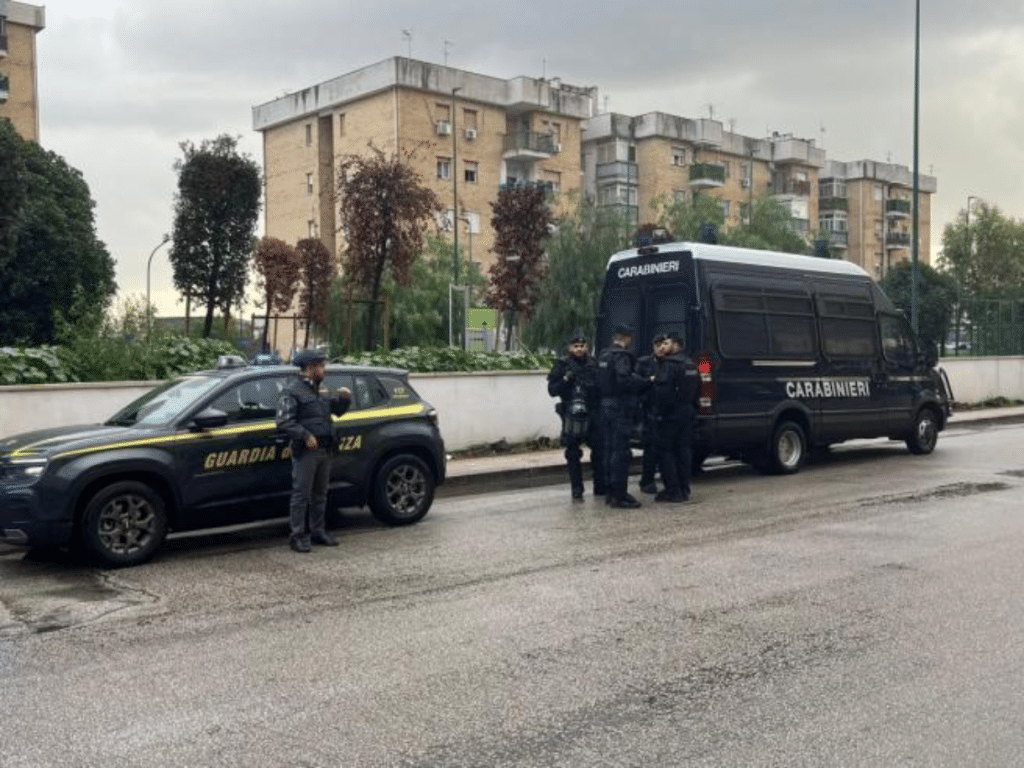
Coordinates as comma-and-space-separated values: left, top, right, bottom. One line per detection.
2, 422, 1024, 767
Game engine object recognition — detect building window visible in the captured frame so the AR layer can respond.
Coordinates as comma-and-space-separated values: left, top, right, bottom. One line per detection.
874, 183, 883, 201
597, 142, 616, 164
337, 113, 346, 137
740, 202, 751, 225
308, 220, 318, 238
463, 109, 478, 131
722, 161, 731, 179
306, 173, 314, 196
436, 102, 451, 121
673, 189, 688, 203
720, 200, 731, 218
627, 144, 636, 162
874, 220, 883, 240
464, 161, 478, 184
305, 124, 312, 147
437, 157, 451, 180
672, 146, 687, 166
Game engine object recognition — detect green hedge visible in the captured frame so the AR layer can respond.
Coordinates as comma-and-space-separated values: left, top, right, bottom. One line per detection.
336, 346, 557, 372
0, 336, 243, 385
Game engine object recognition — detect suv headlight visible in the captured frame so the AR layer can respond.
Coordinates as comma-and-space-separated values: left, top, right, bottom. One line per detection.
1, 457, 49, 486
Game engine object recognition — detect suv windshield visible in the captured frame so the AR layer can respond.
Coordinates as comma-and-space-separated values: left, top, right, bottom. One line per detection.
105, 375, 224, 427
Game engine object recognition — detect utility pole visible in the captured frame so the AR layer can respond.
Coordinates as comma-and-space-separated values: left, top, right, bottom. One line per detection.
451, 86, 462, 286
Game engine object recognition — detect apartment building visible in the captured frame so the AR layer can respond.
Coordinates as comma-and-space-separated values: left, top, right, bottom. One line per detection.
252, 57, 597, 274
252, 59, 937, 352
818, 159, 936, 279
582, 113, 827, 239
0, 0, 45, 142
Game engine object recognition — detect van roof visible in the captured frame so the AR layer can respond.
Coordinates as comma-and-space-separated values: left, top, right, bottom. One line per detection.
608, 241, 870, 279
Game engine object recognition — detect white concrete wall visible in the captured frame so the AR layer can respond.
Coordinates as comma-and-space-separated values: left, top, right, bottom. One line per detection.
0, 359, 1019, 449
0, 374, 560, 451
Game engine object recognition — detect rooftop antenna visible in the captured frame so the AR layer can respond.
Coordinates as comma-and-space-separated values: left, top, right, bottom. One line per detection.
728, 118, 736, 133
707, 103, 715, 120
819, 121, 826, 146
443, 39, 452, 67
401, 28, 412, 59
604, 95, 609, 113
542, 57, 546, 79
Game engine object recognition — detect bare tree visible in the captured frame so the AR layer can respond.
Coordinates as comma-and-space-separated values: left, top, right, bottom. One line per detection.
487, 183, 554, 350
337, 143, 443, 350
253, 236, 300, 351
295, 237, 337, 348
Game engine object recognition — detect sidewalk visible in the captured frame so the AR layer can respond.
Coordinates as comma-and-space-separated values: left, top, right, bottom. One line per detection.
439, 405, 1024, 497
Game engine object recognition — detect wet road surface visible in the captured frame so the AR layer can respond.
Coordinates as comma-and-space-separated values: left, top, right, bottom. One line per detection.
2, 422, 1024, 766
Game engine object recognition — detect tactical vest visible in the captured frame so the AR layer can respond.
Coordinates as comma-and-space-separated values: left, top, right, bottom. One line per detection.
286, 379, 334, 440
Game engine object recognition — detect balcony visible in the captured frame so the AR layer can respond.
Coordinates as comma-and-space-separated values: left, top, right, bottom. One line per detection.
502, 131, 558, 161
886, 232, 911, 248
827, 230, 849, 248
819, 196, 848, 212
885, 198, 911, 218
0, 73, 8, 103
772, 179, 811, 197
790, 218, 810, 233
596, 160, 637, 184
688, 162, 725, 188
499, 179, 555, 196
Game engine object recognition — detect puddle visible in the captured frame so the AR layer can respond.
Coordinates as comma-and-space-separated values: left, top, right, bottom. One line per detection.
860, 481, 1011, 507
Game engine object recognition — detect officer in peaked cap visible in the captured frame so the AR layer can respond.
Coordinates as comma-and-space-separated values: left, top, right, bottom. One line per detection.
276, 349, 351, 552
547, 330, 606, 501
597, 322, 652, 508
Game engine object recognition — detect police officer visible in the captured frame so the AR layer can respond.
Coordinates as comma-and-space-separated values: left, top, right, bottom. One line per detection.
598, 323, 652, 509
651, 331, 701, 503
636, 334, 666, 495
276, 349, 352, 553
547, 331, 606, 501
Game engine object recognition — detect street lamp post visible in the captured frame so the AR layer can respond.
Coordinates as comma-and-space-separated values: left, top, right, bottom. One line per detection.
958, 195, 980, 355
146, 234, 171, 341
451, 86, 462, 287
910, 0, 921, 333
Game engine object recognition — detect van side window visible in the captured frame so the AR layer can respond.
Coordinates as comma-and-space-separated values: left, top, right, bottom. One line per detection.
880, 315, 916, 364
713, 285, 815, 358
818, 293, 878, 358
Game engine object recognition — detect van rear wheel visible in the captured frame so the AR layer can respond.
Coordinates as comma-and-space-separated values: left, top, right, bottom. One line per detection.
764, 420, 806, 475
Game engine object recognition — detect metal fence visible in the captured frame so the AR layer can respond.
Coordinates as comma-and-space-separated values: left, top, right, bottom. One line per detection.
945, 298, 1024, 357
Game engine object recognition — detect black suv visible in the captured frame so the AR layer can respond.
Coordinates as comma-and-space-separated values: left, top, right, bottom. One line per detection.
0, 361, 446, 567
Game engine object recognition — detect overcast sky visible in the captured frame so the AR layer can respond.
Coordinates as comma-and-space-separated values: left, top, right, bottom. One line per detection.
34, 0, 1024, 317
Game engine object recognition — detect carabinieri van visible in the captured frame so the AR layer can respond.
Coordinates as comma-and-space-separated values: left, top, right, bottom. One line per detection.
596, 240, 953, 474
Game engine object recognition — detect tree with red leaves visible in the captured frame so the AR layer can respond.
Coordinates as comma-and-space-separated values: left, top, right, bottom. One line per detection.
337, 144, 443, 350
487, 183, 554, 350
252, 236, 300, 352
295, 237, 337, 348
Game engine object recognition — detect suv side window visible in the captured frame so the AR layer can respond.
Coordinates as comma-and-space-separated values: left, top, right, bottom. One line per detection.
207, 377, 281, 422
378, 376, 415, 401
352, 375, 388, 409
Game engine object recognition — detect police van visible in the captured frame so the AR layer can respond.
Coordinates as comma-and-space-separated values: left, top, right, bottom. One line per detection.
596, 240, 953, 474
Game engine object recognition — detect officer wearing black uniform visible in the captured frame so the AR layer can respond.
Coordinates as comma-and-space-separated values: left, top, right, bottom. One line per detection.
636, 334, 666, 495
598, 323, 652, 509
651, 331, 701, 502
276, 349, 351, 553
547, 331, 607, 501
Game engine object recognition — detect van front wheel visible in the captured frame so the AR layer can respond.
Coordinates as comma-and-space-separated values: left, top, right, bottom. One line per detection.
765, 420, 806, 475
906, 408, 938, 455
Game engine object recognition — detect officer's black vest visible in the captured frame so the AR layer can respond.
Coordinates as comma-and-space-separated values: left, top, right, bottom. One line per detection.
598, 346, 637, 402
286, 379, 334, 440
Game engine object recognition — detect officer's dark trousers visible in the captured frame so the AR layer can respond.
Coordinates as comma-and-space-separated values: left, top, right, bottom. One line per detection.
640, 415, 659, 487
601, 401, 634, 500
563, 418, 607, 495
289, 447, 331, 542
656, 419, 693, 498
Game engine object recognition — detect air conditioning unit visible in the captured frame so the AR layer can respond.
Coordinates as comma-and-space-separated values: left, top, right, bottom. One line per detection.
465, 128, 477, 140
435, 121, 451, 136
552, 142, 562, 153
741, 177, 751, 189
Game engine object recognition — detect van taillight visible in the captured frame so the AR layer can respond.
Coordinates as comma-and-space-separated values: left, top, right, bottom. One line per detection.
698, 353, 714, 415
